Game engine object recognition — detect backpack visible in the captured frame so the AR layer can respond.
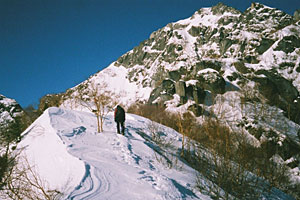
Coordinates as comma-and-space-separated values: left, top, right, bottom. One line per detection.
114, 106, 125, 122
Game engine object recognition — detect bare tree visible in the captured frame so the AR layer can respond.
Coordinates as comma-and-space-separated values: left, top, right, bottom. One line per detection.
176, 112, 196, 157
0, 154, 63, 200
76, 81, 118, 133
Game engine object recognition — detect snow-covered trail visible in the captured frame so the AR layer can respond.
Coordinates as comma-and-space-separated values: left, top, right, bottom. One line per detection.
45, 107, 208, 200
18, 107, 295, 200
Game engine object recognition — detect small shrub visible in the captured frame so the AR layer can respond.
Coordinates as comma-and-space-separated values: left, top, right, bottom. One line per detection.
128, 102, 296, 198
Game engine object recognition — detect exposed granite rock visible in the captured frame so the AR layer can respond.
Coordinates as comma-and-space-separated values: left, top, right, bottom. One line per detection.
148, 80, 175, 104
274, 35, 300, 54
257, 38, 275, 54
168, 70, 182, 82
175, 81, 186, 97
196, 70, 226, 94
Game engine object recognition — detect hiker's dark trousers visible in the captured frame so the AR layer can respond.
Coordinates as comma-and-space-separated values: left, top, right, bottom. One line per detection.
116, 121, 125, 134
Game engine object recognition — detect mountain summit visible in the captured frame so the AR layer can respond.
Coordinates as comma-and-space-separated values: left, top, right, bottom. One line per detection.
64, 2, 300, 122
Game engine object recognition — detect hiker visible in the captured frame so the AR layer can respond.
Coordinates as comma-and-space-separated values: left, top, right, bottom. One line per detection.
114, 105, 125, 135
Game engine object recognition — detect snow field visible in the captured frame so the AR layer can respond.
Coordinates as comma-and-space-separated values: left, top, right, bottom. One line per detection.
19, 107, 210, 200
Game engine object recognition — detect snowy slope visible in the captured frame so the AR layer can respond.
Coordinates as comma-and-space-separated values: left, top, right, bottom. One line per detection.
18, 108, 86, 194
62, 64, 152, 110
34, 3, 300, 198
19, 107, 213, 200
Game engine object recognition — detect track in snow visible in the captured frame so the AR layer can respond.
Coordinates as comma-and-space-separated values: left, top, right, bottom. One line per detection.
48, 108, 204, 200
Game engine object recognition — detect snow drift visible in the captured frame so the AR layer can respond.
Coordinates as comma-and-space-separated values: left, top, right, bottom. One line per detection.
18, 107, 210, 199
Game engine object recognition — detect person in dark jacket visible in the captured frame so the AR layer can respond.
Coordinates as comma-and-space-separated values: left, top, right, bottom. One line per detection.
114, 105, 125, 135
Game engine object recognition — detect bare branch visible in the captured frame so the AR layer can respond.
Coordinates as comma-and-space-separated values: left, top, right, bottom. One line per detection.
74, 80, 118, 132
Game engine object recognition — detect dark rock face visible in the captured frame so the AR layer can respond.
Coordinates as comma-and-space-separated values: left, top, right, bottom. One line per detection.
274, 35, 300, 54
253, 70, 300, 124
193, 88, 206, 104
254, 77, 279, 103
279, 138, 300, 161
148, 80, 175, 104
244, 55, 259, 64
188, 26, 203, 37
234, 62, 251, 74
196, 71, 226, 95
220, 39, 233, 55
255, 70, 298, 103
161, 80, 176, 94
175, 81, 186, 97
185, 85, 206, 104
149, 76, 208, 106
168, 70, 181, 82
0, 95, 23, 122
295, 63, 300, 73
0, 94, 30, 137
147, 58, 227, 105
257, 38, 275, 54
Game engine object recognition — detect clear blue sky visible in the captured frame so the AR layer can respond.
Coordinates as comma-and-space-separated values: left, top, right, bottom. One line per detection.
1, 0, 299, 108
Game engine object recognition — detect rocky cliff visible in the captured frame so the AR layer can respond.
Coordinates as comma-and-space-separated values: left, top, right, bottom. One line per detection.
0, 94, 30, 144
0, 94, 24, 128
114, 3, 300, 123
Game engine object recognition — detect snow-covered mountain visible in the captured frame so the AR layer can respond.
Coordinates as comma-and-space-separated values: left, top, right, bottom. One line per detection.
63, 3, 300, 119
20, 2, 300, 199
59, 1, 300, 183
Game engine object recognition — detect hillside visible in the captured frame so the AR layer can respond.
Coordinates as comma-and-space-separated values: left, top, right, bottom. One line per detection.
12, 107, 295, 199
58, 1, 300, 188
17, 2, 300, 199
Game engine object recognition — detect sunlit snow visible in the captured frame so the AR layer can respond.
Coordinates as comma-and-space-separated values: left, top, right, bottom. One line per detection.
19, 107, 211, 200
